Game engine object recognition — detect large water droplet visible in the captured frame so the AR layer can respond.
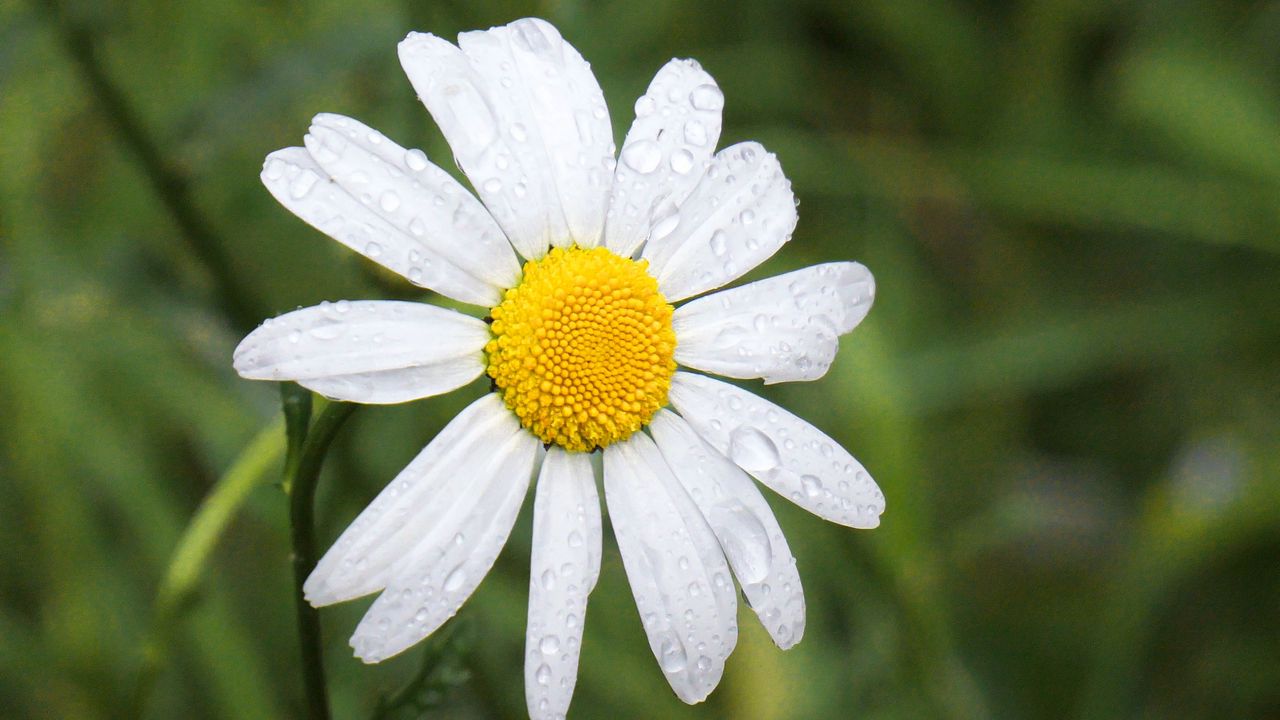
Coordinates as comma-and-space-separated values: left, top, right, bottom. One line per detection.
289, 169, 320, 199
621, 140, 662, 174
404, 148, 429, 172
709, 230, 727, 256
650, 212, 679, 241
801, 474, 823, 498
539, 634, 560, 655
728, 426, 781, 473
634, 95, 657, 117
379, 191, 401, 213
443, 567, 467, 592
684, 120, 708, 146
540, 569, 557, 591
711, 501, 773, 584
535, 663, 552, 685
690, 84, 725, 111
670, 149, 695, 175
659, 638, 688, 673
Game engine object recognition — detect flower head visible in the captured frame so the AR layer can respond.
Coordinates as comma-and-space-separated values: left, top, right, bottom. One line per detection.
235, 17, 884, 718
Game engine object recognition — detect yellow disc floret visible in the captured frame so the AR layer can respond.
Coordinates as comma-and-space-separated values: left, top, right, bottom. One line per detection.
486, 246, 677, 452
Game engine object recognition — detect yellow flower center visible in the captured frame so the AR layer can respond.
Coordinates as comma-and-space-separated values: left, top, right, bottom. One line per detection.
486, 246, 677, 452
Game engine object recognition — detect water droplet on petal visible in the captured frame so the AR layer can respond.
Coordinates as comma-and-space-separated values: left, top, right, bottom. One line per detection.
801, 474, 823, 498
621, 140, 662, 174
539, 635, 560, 654
709, 230, 727, 256
728, 426, 781, 473
379, 191, 401, 213
289, 169, 319, 199
690, 84, 725, 111
670, 149, 695, 175
443, 567, 466, 592
684, 120, 708, 146
404, 148, 429, 172
659, 638, 688, 673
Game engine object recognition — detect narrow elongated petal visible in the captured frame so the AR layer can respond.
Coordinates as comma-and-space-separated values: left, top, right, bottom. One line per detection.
641, 142, 797, 301
232, 300, 489, 404
305, 394, 518, 606
525, 449, 602, 720
668, 372, 885, 528
605, 59, 723, 258
347, 405, 539, 662
673, 262, 875, 384
604, 433, 737, 704
649, 410, 805, 648
303, 113, 520, 289
399, 20, 613, 259
260, 147, 500, 306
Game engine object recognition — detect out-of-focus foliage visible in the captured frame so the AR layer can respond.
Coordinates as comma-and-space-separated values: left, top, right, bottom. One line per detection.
2, 0, 1278, 718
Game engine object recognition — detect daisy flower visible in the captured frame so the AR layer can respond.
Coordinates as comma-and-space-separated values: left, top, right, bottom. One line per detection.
234, 18, 884, 717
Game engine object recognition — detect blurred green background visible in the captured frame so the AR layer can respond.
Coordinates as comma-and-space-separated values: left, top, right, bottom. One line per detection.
2, 0, 1279, 718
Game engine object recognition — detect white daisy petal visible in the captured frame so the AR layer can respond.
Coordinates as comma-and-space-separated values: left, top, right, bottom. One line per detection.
649, 410, 806, 649
668, 372, 885, 529
399, 20, 613, 259
641, 142, 797, 302
673, 262, 876, 384
304, 394, 519, 606
232, 300, 489, 404
303, 113, 520, 290
525, 449, 602, 720
604, 59, 724, 258
604, 433, 737, 704
348, 401, 539, 662
260, 147, 500, 306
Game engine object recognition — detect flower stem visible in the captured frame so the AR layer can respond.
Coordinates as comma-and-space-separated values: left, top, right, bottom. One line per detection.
132, 418, 286, 716
282, 384, 356, 720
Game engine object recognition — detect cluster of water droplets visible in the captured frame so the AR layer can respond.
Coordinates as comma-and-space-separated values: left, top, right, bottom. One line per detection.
668, 373, 885, 529
603, 436, 739, 703
604, 59, 725, 257
524, 452, 601, 720
671, 261, 876, 384
641, 141, 799, 302
647, 410, 807, 648
399, 21, 614, 260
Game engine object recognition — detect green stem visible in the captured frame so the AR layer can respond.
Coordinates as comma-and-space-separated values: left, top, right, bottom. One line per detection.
282, 385, 356, 720
133, 418, 287, 716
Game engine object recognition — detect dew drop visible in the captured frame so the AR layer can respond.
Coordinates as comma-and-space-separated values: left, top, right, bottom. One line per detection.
728, 426, 781, 473
482, 178, 503, 194
650, 212, 679, 241
621, 140, 662, 174
670, 149, 695, 175
690, 84, 725, 111
659, 638, 688, 673
801, 474, 823, 498
634, 95, 656, 117
541, 569, 557, 591
709, 230, 727, 256
289, 169, 320, 199
443, 567, 466, 592
404, 148, 429, 172
364, 241, 382, 258
684, 120, 708, 146
535, 663, 552, 685
539, 635, 560, 654
379, 191, 401, 213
